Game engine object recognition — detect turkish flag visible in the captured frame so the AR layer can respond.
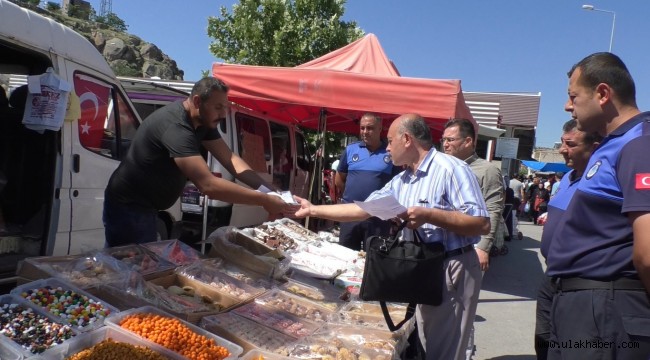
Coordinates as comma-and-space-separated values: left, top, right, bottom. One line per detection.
635, 174, 650, 190
73, 74, 112, 149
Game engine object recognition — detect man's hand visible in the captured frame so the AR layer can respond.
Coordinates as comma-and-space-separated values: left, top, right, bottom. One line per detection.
400, 206, 430, 229
475, 248, 489, 272
263, 195, 299, 217
292, 196, 314, 218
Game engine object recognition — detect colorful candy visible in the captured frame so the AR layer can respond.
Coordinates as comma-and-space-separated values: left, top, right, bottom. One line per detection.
19, 286, 111, 328
0, 303, 75, 354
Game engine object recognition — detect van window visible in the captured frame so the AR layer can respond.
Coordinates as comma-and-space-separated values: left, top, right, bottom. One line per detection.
295, 131, 311, 171
74, 73, 138, 159
235, 113, 270, 173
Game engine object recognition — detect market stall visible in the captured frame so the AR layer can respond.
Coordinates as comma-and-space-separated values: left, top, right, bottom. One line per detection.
7, 224, 411, 359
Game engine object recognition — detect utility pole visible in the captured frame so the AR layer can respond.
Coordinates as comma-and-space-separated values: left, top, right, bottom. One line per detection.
99, 0, 112, 17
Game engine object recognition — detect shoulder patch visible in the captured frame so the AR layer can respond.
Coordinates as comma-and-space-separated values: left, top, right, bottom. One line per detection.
636, 173, 650, 190
352, 154, 359, 162
585, 160, 601, 180
384, 155, 391, 163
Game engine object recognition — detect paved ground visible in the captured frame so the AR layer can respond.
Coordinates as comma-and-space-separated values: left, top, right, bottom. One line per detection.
473, 219, 545, 360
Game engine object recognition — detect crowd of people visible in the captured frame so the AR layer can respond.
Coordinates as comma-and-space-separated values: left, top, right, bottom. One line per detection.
102, 51, 650, 360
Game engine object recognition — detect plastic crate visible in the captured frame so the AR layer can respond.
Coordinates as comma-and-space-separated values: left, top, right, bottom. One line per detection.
28, 326, 177, 360
105, 305, 243, 360
11, 277, 118, 332
240, 349, 293, 360
0, 294, 79, 357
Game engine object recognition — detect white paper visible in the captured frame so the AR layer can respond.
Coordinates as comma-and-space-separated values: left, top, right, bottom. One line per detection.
354, 195, 407, 220
23, 68, 71, 132
259, 185, 298, 204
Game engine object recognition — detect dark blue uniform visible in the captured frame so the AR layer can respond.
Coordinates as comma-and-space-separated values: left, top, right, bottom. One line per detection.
337, 141, 399, 250
535, 170, 580, 359
545, 113, 650, 359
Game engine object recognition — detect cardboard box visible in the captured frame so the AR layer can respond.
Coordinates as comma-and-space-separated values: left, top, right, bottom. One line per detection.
148, 274, 244, 324
15, 255, 83, 283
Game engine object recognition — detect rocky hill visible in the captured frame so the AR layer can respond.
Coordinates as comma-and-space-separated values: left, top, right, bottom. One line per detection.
15, 2, 184, 80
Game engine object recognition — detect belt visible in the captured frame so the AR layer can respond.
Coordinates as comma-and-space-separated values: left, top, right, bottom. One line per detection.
556, 277, 646, 292
445, 244, 474, 259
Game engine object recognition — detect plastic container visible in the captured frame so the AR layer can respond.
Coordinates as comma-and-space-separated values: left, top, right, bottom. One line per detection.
0, 294, 79, 357
102, 244, 177, 278
280, 279, 346, 311
0, 338, 22, 360
29, 326, 177, 360
255, 289, 333, 323
142, 239, 204, 266
105, 306, 243, 360
200, 312, 296, 355
11, 277, 118, 332
241, 349, 293, 360
232, 302, 320, 339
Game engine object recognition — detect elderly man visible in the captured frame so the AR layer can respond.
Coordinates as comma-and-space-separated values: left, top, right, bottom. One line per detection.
334, 113, 399, 250
295, 113, 489, 360
534, 119, 601, 359
546, 52, 650, 359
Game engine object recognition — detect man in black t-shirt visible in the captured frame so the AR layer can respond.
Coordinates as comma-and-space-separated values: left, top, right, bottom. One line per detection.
104, 77, 293, 247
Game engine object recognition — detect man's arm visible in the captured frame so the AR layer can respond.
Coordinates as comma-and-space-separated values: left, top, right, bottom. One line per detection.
475, 166, 505, 253
631, 212, 650, 293
202, 138, 276, 191
334, 172, 347, 196
174, 155, 289, 215
401, 206, 490, 237
294, 196, 370, 222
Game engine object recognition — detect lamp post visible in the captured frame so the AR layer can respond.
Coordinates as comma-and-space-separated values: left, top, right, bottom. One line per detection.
582, 4, 616, 52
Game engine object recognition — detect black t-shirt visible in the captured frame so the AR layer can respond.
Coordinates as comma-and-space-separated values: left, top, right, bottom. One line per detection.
106, 101, 221, 210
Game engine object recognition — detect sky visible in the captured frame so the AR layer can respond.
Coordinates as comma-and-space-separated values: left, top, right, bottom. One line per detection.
86, 0, 650, 148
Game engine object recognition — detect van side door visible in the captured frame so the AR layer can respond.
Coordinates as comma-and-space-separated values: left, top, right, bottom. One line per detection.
64, 72, 138, 254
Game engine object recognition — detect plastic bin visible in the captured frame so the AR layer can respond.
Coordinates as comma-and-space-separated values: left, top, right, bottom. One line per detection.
105, 306, 243, 360
240, 349, 293, 360
11, 277, 118, 332
255, 289, 333, 323
0, 338, 22, 360
0, 294, 79, 357
29, 326, 177, 360
280, 279, 346, 311
232, 302, 320, 339
102, 244, 176, 278
200, 312, 296, 355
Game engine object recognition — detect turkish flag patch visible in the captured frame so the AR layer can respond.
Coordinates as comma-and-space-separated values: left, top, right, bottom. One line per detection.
635, 174, 650, 189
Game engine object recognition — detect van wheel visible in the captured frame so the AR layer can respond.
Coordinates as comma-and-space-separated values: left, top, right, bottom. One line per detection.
156, 218, 169, 240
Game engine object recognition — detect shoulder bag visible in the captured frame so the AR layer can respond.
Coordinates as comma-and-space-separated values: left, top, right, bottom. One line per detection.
359, 221, 445, 331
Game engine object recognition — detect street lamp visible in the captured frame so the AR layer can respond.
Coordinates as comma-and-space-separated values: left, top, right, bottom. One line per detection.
582, 4, 616, 52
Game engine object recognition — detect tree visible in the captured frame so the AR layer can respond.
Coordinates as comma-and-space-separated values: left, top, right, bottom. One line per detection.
207, 0, 363, 67
207, 0, 362, 158
95, 12, 128, 32
45, 2, 61, 12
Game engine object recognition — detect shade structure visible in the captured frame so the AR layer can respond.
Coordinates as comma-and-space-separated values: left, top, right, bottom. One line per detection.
213, 63, 472, 135
212, 34, 475, 136
521, 160, 571, 173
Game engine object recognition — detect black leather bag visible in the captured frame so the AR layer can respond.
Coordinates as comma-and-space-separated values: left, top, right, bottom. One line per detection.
359, 222, 445, 331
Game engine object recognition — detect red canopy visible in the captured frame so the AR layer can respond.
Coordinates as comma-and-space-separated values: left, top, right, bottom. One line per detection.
212, 34, 474, 135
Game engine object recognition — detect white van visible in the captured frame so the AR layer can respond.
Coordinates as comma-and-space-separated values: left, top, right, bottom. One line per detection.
180, 100, 313, 241
0, 1, 179, 281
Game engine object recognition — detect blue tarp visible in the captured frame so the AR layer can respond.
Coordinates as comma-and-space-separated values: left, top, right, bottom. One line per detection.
521, 160, 571, 173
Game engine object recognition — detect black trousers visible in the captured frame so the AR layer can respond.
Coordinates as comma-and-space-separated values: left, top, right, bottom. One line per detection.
534, 276, 556, 360
549, 288, 650, 359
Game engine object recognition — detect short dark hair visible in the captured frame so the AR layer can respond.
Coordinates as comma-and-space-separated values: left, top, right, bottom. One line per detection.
562, 119, 603, 146
398, 114, 432, 147
191, 77, 229, 102
568, 52, 636, 106
444, 118, 476, 141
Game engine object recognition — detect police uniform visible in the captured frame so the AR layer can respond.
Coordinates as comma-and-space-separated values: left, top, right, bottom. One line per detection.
545, 113, 650, 359
336, 141, 399, 250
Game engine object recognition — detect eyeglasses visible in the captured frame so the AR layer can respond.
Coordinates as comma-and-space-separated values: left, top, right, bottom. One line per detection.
440, 137, 463, 144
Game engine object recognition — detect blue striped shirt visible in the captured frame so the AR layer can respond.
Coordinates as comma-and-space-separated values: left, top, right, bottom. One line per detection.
366, 148, 488, 250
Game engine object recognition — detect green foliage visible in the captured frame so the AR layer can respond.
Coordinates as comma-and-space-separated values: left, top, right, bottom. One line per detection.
95, 12, 128, 32
207, 0, 363, 67
111, 60, 141, 77
45, 2, 61, 11
68, 4, 91, 20
304, 128, 346, 161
